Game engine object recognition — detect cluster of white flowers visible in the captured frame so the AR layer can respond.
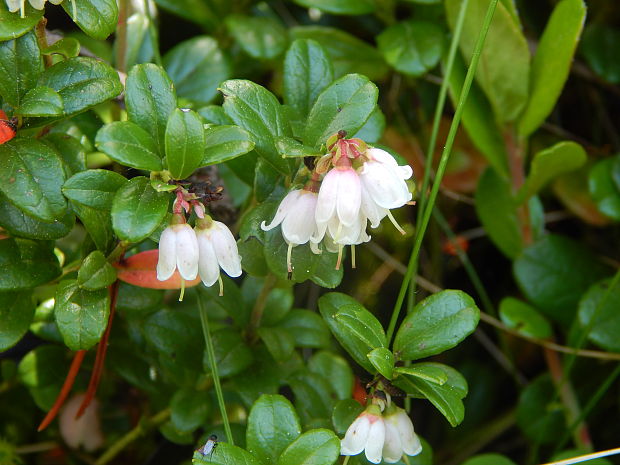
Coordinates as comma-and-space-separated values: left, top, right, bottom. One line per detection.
6, 0, 62, 17
156, 212, 241, 296
262, 136, 413, 272
341, 399, 422, 463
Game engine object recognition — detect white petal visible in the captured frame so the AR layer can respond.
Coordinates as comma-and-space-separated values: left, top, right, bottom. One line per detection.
174, 224, 199, 280
281, 191, 317, 244
156, 227, 177, 281
211, 221, 242, 278
28, 0, 45, 9
6, 0, 22, 12
341, 416, 370, 455
382, 416, 404, 463
335, 168, 361, 226
361, 184, 388, 228
315, 169, 339, 224
364, 418, 386, 464
367, 147, 399, 167
397, 412, 422, 456
197, 233, 220, 287
261, 190, 301, 231
361, 161, 411, 209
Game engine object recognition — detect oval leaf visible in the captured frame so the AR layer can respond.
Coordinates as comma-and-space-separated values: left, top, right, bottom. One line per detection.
62, 0, 118, 40
226, 15, 288, 60
165, 108, 205, 179
0, 291, 35, 351
63, 169, 127, 210
77, 250, 117, 290
202, 125, 255, 165
18, 86, 64, 117
499, 297, 552, 339
277, 429, 340, 465
578, 279, 620, 353
95, 121, 163, 171
0, 30, 43, 107
367, 347, 394, 380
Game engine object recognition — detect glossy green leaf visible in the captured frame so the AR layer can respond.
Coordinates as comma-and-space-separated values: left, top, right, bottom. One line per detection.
279, 309, 331, 349
0, 30, 43, 107
18, 345, 68, 410
202, 328, 253, 378
54, 279, 110, 351
514, 234, 611, 325
367, 347, 394, 380
171, 387, 210, 433
63, 0, 118, 40
41, 37, 81, 59
0, 5, 43, 41
121, 13, 154, 69
77, 251, 117, 290
63, 169, 127, 210
304, 74, 378, 148
95, 121, 162, 171
0, 193, 74, 240
0, 139, 67, 222
0, 291, 35, 351
246, 394, 301, 464
288, 370, 333, 427
38, 57, 122, 116
589, 158, 620, 221
275, 136, 322, 159
462, 454, 517, 465
445, 0, 530, 122
165, 108, 205, 179
518, 0, 586, 137
277, 429, 340, 465
202, 125, 255, 165
292, 0, 374, 14
578, 278, 620, 352
111, 176, 169, 242
283, 39, 334, 119
352, 106, 385, 143
291, 26, 388, 81
226, 15, 288, 60
193, 442, 263, 465
395, 364, 449, 385
307, 350, 353, 400
332, 399, 364, 435
125, 63, 177, 156
17, 86, 63, 117
377, 20, 443, 76
499, 297, 552, 339
221, 79, 293, 175
163, 36, 230, 105
257, 327, 295, 362
198, 105, 233, 125
581, 24, 620, 85
518, 141, 587, 202
516, 375, 565, 443
43, 132, 86, 175
393, 290, 480, 361
70, 202, 115, 252
318, 292, 386, 373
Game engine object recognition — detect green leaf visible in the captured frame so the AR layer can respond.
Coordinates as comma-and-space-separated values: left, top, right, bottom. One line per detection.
291, 26, 388, 81
275, 136, 322, 159
518, 141, 587, 202
257, 327, 295, 362
42, 37, 81, 59
71, 203, 115, 252
0, 193, 74, 240
0, 291, 35, 351
220, 79, 293, 175
288, 370, 333, 428
226, 15, 288, 60
352, 106, 385, 143
446, 54, 508, 176
277, 429, 340, 465
332, 399, 364, 435
292, 0, 374, 14
589, 158, 620, 221
516, 375, 565, 444
462, 454, 517, 465
578, 278, 620, 352
517, 0, 586, 137
18, 345, 68, 410
193, 442, 263, 465
198, 105, 234, 125
377, 20, 443, 77
445, 0, 530, 122
318, 292, 386, 373
394, 364, 449, 385
17, 86, 63, 117
44, 132, 86, 175
171, 388, 210, 433
63, 169, 127, 210
0, 139, 67, 222
0, 30, 43, 107
63, 0, 118, 40
111, 176, 169, 242
121, 13, 154, 69
202, 328, 253, 378
165, 108, 205, 179
283, 39, 334, 119
307, 350, 353, 400
0, 239, 61, 290
304, 74, 378, 148
54, 279, 110, 351
0, 5, 43, 41
77, 251, 117, 290
581, 24, 620, 85
367, 347, 394, 380
163, 36, 230, 105
393, 290, 480, 361
125, 63, 177, 156
202, 125, 255, 165
246, 394, 302, 464
95, 121, 163, 171
279, 309, 331, 349
499, 297, 552, 339
38, 57, 122, 116
513, 234, 611, 325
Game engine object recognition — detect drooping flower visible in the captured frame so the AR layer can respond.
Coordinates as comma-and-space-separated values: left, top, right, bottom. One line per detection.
340, 405, 386, 464
382, 406, 422, 463
261, 184, 319, 272
156, 213, 199, 284
195, 216, 242, 295
6, 0, 63, 18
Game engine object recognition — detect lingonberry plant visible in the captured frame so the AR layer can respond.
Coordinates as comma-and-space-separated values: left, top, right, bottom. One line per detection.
1, 1, 620, 465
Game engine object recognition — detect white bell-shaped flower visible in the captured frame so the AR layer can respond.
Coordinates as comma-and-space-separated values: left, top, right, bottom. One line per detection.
382, 406, 422, 463
195, 217, 242, 295
340, 406, 386, 464
6, 0, 62, 17
156, 216, 199, 282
